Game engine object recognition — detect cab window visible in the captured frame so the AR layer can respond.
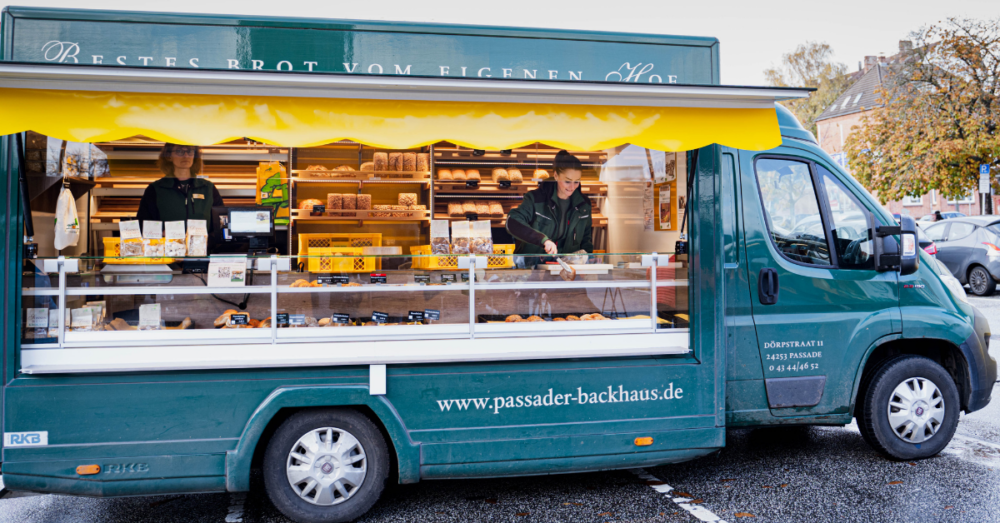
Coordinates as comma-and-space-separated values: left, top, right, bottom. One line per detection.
924, 223, 948, 242
753, 158, 832, 266
816, 166, 873, 269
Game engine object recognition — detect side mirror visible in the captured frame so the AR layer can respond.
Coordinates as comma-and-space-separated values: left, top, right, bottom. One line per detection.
873, 215, 919, 275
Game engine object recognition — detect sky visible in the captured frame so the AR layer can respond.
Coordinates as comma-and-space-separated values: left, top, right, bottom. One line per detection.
4, 0, 1000, 85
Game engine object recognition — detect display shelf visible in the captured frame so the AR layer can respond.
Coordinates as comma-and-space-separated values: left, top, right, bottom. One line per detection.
292, 170, 430, 181
432, 213, 608, 226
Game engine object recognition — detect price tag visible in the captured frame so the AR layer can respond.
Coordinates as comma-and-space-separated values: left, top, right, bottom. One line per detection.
370, 273, 387, 284
332, 275, 350, 284
499, 180, 512, 189
26, 308, 48, 328
407, 310, 425, 322
371, 311, 389, 324
465, 180, 479, 189
318, 275, 350, 285
414, 275, 431, 284
276, 313, 289, 326
229, 313, 249, 326
424, 309, 441, 321
441, 273, 457, 283
461, 273, 476, 282
310, 204, 326, 216
289, 314, 306, 326
331, 313, 351, 324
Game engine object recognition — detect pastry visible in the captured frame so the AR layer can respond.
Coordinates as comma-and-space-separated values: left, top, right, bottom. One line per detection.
527, 315, 544, 322
431, 237, 450, 255
417, 153, 430, 172
360, 162, 374, 171
290, 279, 310, 288
249, 319, 261, 328
452, 169, 467, 180
298, 199, 325, 211
398, 193, 417, 206
505, 315, 523, 322
357, 194, 372, 210
335, 165, 355, 171
403, 153, 417, 172
342, 282, 363, 287
388, 152, 403, 171
438, 169, 453, 180
214, 309, 238, 328
466, 169, 482, 181
318, 318, 333, 327
373, 152, 389, 171
305, 317, 319, 327
310, 281, 323, 287
566, 315, 581, 321
553, 317, 566, 321
342, 193, 357, 210
534, 169, 549, 179
508, 168, 523, 182
492, 168, 509, 182
306, 164, 328, 171
260, 317, 272, 329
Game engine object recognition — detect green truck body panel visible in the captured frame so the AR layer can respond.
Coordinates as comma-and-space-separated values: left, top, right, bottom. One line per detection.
0, 9, 993, 498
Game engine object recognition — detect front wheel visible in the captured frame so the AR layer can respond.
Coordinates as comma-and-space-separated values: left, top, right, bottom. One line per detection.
858, 355, 960, 460
968, 265, 996, 296
264, 409, 389, 523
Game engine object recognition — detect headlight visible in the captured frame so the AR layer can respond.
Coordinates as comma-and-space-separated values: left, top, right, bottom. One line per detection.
933, 258, 969, 304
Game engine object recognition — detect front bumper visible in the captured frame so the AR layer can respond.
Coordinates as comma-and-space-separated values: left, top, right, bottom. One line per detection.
962, 306, 997, 412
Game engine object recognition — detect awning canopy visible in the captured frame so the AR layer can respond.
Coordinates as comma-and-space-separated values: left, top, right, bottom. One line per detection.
0, 63, 811, 151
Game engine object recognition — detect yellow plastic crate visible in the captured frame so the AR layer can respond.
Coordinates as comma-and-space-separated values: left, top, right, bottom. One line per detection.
306, 247, 376, 273
298, 233, 381, 254
101, 237, 176, 265
409, 244, 515, 270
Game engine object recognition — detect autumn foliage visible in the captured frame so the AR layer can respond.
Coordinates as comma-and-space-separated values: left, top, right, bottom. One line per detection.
845, 18, 1000, 203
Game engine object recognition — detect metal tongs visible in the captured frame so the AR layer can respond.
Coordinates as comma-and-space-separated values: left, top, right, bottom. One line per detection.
556, 257, 577, 281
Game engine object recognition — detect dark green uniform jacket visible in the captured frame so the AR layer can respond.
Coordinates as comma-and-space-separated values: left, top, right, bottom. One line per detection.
136, 177, 223, 226
506, 182, 594, 255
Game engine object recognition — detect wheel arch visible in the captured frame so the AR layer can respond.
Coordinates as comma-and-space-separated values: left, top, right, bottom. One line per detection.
850, 336, 972, 417
225, 386, 420, 492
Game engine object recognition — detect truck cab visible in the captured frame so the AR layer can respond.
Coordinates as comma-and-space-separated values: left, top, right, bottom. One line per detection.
723, 104, 996, 459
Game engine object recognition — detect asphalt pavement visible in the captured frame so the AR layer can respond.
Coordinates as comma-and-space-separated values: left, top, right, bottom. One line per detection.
2, 294, 1000, 523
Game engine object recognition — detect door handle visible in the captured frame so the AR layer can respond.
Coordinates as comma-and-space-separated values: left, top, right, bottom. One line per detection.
758, 268, 779, 305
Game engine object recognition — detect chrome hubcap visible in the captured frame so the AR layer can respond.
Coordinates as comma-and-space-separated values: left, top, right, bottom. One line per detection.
286, 427, 367, 506
971, 269, 988, 293
887, 377, 945, 444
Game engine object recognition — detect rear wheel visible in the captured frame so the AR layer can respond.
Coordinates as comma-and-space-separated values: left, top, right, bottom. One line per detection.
968, 265, 996, 296
858, 355, 960, 460
264, 409, 389, 523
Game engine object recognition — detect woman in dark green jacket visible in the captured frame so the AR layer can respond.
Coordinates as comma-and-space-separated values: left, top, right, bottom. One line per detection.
136, 143, 223, 224
506, 150, 593, 256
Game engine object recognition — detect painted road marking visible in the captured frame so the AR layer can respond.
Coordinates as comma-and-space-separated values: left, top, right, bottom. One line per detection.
632, 469, 727, 523
225, 492, 246, 523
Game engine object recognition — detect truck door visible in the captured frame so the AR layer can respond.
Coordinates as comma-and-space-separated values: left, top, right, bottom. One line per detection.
739, 151, 899, 417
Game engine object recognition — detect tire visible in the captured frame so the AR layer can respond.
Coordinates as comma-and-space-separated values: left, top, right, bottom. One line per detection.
968, 265, 996, 296
858, 355, 960, 460
264, 409, 389, 523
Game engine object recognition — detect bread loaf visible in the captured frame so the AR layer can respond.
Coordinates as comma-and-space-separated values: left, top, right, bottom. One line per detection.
326, 193, 343, 210
438, 169, 453, 180
360, 162, 374, 171
489, 201, 505, 217
357, 194, 372, 210
534, 169, 549, 179
398, 193, 417, 206
373, 152, 388, 171
492, 168, 509, 182
306, 165, 327, 171
388, 152, 403, 171
452, 169, 467, 180
462, 201, 477, 214
417, 153, 430, 172
408, 204, 427, 211
466, 169, 482, 181
448, 202, 464, 217
475, 202, 490, 216
402, 153, 417, 172
508, 168, 523, 182
342, 193, 357, 210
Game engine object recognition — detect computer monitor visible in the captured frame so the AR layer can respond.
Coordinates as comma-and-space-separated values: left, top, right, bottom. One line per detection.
228, 206, 274, 238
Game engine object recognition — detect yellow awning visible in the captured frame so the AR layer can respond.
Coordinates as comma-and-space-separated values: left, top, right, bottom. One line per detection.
0, 64, 811, 151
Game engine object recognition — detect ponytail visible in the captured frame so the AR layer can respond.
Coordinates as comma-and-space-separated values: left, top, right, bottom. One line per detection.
553, 150, 583, 174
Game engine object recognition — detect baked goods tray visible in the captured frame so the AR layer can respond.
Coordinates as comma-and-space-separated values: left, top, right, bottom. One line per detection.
477, 313, 622, 323
291, 209, 430, 219
293, 170, 429, 181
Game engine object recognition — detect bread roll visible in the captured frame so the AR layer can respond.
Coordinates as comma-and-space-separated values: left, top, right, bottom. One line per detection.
342, 193, 357, 210
403, 153, 417, 172
527, 315, 544, 322
388, 152, 403, 171
398, 193, 417, 206
492, 168, 509, 182
357, 194, 372, 210
298, 199, 324, 210
373, 152, 388, 171
360, 162, 374, 171
505, 315, 523, 322
452, 169, 467, 180
417, 153, 430, 172
508, 168, 523, 182
438, 169, 453, 180
466, 169, 482, 181
534, 169, 549, 179
566, 315, 581, 321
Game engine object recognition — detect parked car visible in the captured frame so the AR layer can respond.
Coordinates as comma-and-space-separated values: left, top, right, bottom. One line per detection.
917, 211, 966, 224
922, 216, 1000, 295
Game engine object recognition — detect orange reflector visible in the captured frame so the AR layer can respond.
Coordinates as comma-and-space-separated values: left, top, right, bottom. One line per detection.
76, 464, 100, 475
634, 437, 654, 446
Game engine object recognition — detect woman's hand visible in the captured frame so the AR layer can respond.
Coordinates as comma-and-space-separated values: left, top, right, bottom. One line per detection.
544, 240, 558, 255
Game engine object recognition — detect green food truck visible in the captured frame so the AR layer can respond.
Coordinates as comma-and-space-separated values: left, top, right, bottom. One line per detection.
0, 7, 994, 523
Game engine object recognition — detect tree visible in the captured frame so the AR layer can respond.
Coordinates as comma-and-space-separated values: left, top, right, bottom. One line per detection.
845, 17, 1000, 204
764, 42, 853, 135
